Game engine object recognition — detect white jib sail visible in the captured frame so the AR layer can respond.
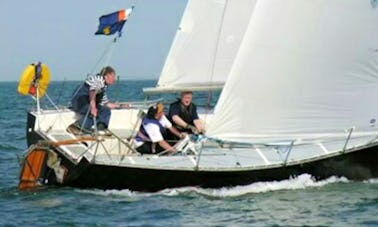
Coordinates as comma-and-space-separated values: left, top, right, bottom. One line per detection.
154, 0, 257, 91
207, 0, 378, 142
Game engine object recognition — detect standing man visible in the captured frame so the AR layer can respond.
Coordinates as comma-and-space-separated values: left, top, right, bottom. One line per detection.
134, 103, 184, 154
168, 91, 205, 135
71, 66, 126, 131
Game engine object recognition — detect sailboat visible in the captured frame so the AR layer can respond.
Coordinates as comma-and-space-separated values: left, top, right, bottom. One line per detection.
18, 0, 378, 192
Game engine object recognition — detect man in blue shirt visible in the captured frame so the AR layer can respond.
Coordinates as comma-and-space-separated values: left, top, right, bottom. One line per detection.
168, 91, 205, 135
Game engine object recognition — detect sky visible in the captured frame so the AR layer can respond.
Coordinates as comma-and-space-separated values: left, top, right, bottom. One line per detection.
0, 0, 187, 81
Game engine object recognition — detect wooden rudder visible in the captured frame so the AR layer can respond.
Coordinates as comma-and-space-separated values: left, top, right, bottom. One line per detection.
18, 149, 47, 190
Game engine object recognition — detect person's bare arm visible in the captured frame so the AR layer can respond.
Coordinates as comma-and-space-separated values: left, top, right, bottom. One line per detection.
106, 102, 130, 109
168, 126, 184, 138
89, 90, 98, 116
172, 115, 188, 128
158, 140, 176, 153
106, 102, 120, 109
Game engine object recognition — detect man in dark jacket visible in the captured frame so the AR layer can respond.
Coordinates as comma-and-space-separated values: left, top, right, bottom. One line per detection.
168, 91, 205, 135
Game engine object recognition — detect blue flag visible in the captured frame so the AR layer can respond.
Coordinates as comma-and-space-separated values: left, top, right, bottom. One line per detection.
95, 8, 133, 36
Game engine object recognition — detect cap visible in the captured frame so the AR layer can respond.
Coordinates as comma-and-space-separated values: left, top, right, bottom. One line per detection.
156, 102, 164, 114
147, 102, 164, 118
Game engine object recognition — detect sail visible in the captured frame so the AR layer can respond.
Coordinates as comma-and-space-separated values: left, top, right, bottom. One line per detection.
148, 0, 257, 92
207, 0, 378, 142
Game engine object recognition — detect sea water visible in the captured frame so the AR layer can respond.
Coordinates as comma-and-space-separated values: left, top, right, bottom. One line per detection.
1, 81, 378, 226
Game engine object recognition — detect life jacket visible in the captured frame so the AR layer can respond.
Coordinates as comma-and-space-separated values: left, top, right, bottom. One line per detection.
135, 117, 166, 142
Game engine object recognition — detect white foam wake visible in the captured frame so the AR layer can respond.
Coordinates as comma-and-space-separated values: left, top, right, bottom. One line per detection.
77, 188, 159, 200
77, 174, 351, 198
77, 188, 144, 201
364, 178, 378, 184
160, 174, 349, 198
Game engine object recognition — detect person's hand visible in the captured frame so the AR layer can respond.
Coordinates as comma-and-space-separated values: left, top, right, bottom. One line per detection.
179, 132, 188, 139
186, 125, 198, 134
121, 103, 130, 109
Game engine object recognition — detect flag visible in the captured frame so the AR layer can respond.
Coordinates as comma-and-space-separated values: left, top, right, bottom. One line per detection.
95, 7, 134, 36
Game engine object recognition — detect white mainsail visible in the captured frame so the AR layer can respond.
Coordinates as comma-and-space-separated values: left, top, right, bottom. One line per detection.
207, 0, 378, 142
144, 0, 257, 93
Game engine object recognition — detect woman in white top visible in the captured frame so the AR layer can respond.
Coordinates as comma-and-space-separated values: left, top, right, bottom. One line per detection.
135, 103, 184, 154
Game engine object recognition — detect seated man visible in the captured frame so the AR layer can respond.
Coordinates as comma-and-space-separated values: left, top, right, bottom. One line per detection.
168, 91, 204, 135
70, 66, 126, 132
134, 103, 184, 154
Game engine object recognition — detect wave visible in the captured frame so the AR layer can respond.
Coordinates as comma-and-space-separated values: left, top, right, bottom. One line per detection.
0, 143, 22, 152
160, 174, 349, 198
364, 178, 378, 184
77, 188, 147, 201
78, 174, 349, 199
29, 198, 64, 208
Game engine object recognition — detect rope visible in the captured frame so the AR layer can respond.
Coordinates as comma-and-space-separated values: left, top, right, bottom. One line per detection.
70, 32, 121, 104
89, 37, 119, 75
104, 37, 118, 67
79, 105, 92, 133
56, 78, 66, 107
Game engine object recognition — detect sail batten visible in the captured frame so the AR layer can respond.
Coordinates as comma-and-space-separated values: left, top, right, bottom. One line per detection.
207, 0, 378, 141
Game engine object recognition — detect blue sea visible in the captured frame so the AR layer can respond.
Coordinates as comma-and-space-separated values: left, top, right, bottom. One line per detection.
1, 81, 378, 226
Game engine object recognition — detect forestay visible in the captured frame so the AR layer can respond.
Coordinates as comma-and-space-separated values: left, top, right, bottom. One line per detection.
207, 0, 378, 142
145, 0, 257, 93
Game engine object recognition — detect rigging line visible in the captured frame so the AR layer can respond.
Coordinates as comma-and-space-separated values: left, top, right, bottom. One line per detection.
70, 40, 114, 103
56, 77, 66, 107
80, 105, 92, 133
89, 37, 118, 75
115, 75, 120, 102
70, 81, 84, 106
99, 139, 114, 163
77, 138, 102, 160
90, 3, 136, 76
92, 141, 101, 163
205, 0, 228, 117
103, 37, 119, 67
44, 93, 60, 112
71, 37, 120, 106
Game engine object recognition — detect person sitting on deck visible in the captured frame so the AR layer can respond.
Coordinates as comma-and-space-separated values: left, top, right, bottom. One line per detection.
70, 66, 128, 133
168, 91, 205, 138
134, 103, 185, 154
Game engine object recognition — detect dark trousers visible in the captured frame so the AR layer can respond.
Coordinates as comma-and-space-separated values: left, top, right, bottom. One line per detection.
166, 127, 191, 141
136, 142, 165, 154
72, 97, 111, 129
